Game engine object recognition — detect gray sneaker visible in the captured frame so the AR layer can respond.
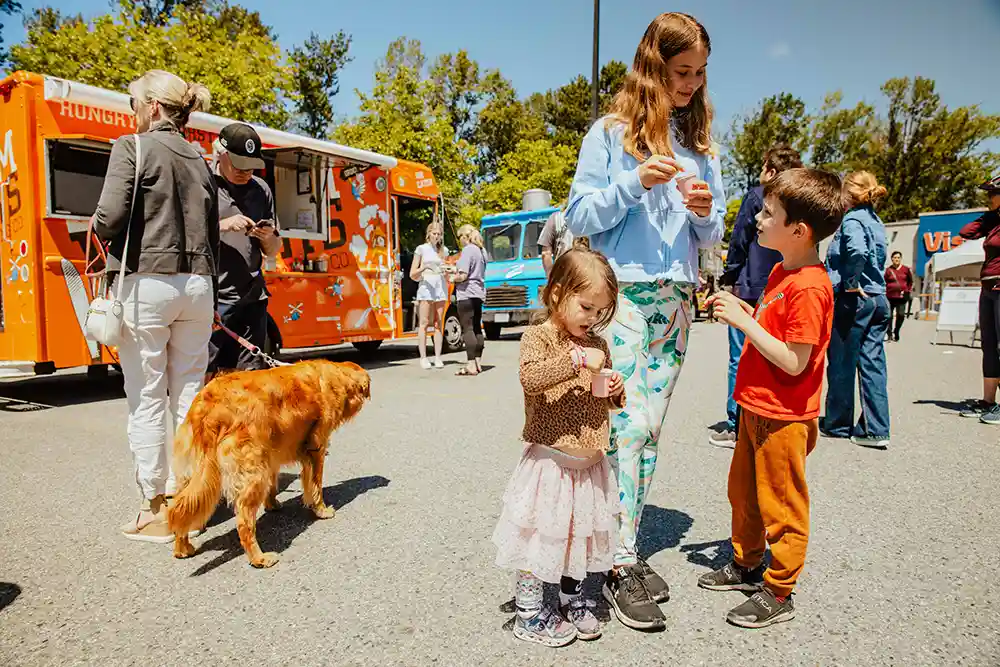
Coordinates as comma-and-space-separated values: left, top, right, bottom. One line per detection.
960, 400, 995, 418
513, 607, 577, 647
851, 435, 890, 450
708, 428, 736, 448
726, 588, 795, 628
980, 403, 1000, 425
697, 560, 765, 592
561, 596, 601, 640
603, 567, 666, 630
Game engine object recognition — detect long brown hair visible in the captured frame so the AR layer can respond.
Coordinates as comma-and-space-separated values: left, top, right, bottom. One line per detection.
607, 12, 714, 160
540, 248, 619, 333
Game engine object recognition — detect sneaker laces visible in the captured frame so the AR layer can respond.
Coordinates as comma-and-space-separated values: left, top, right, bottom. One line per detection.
620, 569, 654, 604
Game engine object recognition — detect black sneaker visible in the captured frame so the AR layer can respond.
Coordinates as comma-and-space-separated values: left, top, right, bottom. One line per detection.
726, 588, 795, 628
602, 567, 666, 630
960, 400, 995, 418
697, 560, 765, 592
635, 556, 670, 603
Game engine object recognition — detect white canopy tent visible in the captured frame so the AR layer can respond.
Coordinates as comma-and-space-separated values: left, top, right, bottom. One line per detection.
927, 237, 985, 280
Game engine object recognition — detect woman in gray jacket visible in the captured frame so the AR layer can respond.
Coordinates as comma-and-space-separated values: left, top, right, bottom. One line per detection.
93, 69, 219, 542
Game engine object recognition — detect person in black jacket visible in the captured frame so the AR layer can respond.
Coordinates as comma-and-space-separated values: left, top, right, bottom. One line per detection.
709, 144, 802, 447
93, 69, 218, 543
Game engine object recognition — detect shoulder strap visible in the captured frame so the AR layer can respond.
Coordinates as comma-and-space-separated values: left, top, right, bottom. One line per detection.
114, 134, 141, 301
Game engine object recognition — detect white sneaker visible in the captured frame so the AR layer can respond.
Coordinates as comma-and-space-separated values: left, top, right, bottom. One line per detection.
420, 358, 431, 370
433, 359, 444, 369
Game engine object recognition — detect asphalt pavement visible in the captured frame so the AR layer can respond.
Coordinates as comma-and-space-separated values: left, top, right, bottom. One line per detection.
0, 319, 997, 666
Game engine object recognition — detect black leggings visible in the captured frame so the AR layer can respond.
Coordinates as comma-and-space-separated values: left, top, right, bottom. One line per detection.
980, 288, 1000, 378
888, 296, 908, 339
457, 298, 484, 361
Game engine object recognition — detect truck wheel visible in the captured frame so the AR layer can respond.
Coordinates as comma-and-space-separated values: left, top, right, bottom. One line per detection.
87, 364, 109, 379
443, 307, 465, 353
352, 341, 383, 355
484, 323, 502, 341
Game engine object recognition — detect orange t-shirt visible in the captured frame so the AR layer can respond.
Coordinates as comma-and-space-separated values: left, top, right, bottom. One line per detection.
734, 263, 834, 421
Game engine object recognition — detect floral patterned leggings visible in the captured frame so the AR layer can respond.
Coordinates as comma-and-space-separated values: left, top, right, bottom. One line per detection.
602, 280, 693, 567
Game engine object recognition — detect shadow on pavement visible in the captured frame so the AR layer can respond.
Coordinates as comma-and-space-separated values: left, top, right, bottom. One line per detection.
912, 398, 976, 413
0, 583, 22, 612
679, 539, 734, 571
637, 506, 694, 560
187, 475, 390, 576
0, 373, 124, 411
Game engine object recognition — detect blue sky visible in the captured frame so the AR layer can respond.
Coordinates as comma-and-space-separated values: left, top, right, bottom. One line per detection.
5, 0, 999, 137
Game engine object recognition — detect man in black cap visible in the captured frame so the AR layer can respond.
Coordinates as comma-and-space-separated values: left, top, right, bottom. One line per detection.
207, 122, 282, 376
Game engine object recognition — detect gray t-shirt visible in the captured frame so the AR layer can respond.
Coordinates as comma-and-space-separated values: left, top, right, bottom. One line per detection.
456, 244, 487, 301
537, 210, 573, 259
215, 173, 276, 306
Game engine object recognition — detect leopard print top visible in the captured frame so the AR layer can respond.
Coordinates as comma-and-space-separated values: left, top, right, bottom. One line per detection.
519, 323, 625, 453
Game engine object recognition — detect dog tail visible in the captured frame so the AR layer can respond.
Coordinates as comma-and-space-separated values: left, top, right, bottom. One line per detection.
167, 421, 223, 537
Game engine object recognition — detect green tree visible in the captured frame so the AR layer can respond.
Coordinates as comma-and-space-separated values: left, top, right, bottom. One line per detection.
10, 1, 291, 127
473, 71, 546, 178
723, 93, 811, 196
126, 0, 207, 26
0, 0, 22, 66
543, 60, 628, 149
288, 31, 352, 138
868, 77, 1000, 220
809, 92, 877, 173
428, 50, 483, 144
462, 138, 578, 223
723, 197, 742, 243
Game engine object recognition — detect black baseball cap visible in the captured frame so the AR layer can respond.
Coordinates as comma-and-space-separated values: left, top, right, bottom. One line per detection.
218, 122, 265, 171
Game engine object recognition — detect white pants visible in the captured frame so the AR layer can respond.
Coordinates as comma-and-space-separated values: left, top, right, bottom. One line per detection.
116, 273, 214, 500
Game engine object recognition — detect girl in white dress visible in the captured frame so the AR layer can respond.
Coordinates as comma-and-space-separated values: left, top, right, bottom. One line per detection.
410, 222, 450, 369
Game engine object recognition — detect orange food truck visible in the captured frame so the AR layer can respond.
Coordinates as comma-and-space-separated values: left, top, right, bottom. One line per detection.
0, 71, 463, 378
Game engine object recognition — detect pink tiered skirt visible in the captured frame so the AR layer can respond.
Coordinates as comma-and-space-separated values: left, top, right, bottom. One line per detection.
492, 444, 619, 584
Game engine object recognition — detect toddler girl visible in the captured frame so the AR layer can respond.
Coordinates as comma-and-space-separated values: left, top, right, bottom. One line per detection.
492, 248, 625, 647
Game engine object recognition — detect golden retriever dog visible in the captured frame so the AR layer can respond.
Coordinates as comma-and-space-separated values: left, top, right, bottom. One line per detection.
166, 359, 371, 568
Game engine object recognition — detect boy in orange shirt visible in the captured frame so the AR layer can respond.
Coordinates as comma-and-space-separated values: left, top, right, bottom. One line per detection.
699, 168, 845, 628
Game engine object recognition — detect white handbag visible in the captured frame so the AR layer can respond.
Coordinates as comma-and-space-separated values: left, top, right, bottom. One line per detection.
85, 135, 141, 347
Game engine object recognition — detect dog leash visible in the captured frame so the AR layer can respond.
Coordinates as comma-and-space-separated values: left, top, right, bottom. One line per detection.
214, 315, 289, 368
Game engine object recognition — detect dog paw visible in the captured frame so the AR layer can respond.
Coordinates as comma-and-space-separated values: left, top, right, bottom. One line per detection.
264, 498, 283, 512
173, 539, 197, 559
311, 505, 336, 520
251, 552, 280, 568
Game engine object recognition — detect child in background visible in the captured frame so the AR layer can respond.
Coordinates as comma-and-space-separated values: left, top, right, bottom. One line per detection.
700, 168, 844, 628
492, 249, 626, 647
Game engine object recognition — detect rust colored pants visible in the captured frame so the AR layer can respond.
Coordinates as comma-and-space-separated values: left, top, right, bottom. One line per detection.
728, 408, 818, 597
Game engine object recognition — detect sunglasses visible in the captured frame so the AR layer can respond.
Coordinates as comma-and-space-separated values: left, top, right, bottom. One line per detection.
129, 97, 137, 112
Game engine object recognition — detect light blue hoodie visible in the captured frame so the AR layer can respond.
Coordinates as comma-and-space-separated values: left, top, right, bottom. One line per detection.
564, 117, 725, 284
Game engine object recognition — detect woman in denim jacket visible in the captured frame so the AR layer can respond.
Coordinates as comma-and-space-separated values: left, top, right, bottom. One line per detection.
564, 12, 724, 631
822, 171, 891, 449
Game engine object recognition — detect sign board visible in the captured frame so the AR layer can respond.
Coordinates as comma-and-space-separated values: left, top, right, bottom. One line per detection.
915, 209, 987, 277
934, 286, 980, 345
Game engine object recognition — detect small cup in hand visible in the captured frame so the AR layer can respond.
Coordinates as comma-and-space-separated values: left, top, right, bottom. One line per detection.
591, 369, 615, 397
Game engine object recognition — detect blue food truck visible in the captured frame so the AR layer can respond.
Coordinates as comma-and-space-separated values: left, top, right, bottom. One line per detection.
480, 190, 556, 339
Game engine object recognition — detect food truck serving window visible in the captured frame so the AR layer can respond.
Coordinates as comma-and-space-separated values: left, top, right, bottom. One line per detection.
264, 146, 371, 241
46, 139, 112, 218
